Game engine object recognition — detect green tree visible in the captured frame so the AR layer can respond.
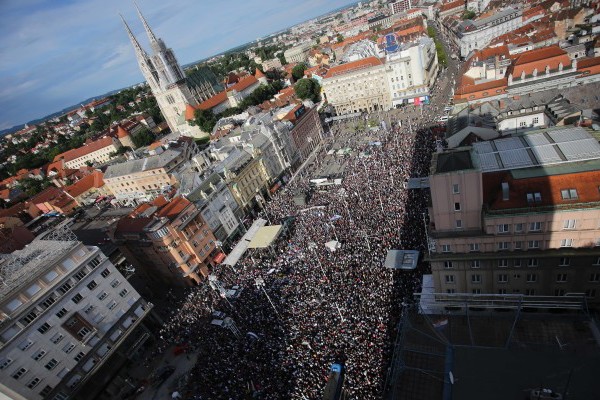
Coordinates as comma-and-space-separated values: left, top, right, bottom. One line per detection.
462, 10, 476, 19
336, 34, 344, 43
16, 177, 51, 197
294, 78, 321, 103
292, 64, 307, 81
131, 128, 155, 148
193, 109, 218, 133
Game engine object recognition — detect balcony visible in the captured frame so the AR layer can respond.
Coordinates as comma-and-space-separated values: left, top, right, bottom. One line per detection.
182, 263, 200, 278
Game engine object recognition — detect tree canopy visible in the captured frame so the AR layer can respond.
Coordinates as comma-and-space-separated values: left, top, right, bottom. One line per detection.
294, 78, 321, 103
292, 64, 307, 81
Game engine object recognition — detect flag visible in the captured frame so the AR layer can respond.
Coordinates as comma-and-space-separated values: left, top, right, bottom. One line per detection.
330, 214, 342, 221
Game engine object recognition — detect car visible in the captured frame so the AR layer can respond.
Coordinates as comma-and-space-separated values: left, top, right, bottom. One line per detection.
438, 116, 449, 122
444, 106, 453, 112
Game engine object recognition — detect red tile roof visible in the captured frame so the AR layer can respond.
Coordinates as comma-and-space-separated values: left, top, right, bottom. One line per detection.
577, 56, 600, 69
185, 104, 198, 121
439, 0, 465, 12
155, 196, 190, 221
255, 68, 266, 79
510, 45, 571, 77
198, 75, 259, 111
53, 136, 117, 163
64, 171, 104, 198
116, 125, 130, 138
324, 56, 383, 78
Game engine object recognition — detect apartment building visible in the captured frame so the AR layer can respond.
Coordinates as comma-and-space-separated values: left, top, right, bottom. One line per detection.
284, 43, 313, 64
112, 196, 217, 288
103, 136, 198, 205
0, 228, 151, 400
427, 126, 600, 303
322, 57, 391, 114
53, 137, 122, 169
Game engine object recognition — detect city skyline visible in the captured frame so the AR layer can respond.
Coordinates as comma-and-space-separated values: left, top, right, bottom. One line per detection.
0, 0, 352, 131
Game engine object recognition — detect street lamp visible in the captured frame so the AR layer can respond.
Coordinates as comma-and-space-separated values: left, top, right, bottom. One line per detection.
255, 277, 281, 319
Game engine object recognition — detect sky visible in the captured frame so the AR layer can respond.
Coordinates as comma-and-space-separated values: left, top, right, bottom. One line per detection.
0, 0, 352, 131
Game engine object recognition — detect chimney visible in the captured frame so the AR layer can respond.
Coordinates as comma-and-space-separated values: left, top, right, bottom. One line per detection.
501, 182, 509, 201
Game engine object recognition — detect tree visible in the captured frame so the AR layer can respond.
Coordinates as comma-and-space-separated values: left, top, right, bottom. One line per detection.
462, 10, 476, 19
131, 128, 155, 148
336, 34, 344, 43
294, 78, 321, 103
292, 64, 307, 81
193, 109, 218, 133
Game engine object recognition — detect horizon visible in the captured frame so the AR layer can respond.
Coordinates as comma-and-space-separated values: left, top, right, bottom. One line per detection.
0, 0, 356, 131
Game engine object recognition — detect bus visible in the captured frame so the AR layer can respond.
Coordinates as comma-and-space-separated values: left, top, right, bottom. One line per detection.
322, 363, 345, 400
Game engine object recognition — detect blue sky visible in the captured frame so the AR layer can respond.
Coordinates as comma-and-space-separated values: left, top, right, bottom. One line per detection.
0, 0, 351, 130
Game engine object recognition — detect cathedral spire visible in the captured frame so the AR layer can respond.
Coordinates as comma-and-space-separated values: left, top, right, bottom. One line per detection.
120, 14, 147, 58
134, 1, 159, 45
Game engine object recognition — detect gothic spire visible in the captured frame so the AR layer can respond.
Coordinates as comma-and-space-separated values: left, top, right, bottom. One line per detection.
134, 1, 159, 45
120, 14, 147, 58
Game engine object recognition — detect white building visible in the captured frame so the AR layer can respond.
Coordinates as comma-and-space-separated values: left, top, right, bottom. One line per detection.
456, 8, 523, 58
385, 36, 439, 106
0, 228, 152, 400
284, 43, 313, 63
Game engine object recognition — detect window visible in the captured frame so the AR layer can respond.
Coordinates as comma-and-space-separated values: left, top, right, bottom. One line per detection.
528, 240, 539, 249
497, 224, 510, 233
445, 275, 455, 283
84, 305, 95, 314
57, 282, 72, 295
560, 239, 573, 248
63, 343, 76, 354
471, 274, 481, 283
40, 295, 57, 309
498, 289, 507, 295
45, 359, 59, 370
456, 220, 462, 229
560, 189, 578, 200
528, 258, 538, 267
532, 117, 539, 124
590, 273, 600, 282
107, 300, 117, 310
86, 280, 97, 291
498, 259, 508, 268
0, 358, 13, 370
12, 367, 28, 380
51, 333, 64, 344
498, 242, 510, 250
556, 273, 567, 283
119, 289, 129, 298
110, 279, 121, 288
40, 385, 53, 397
71, 293, 83, 304
471, 260, 480, 268
443, 261, 454, 269
526, 273, 537, 283
100, 269, 111, 278
513, 259, 522, 267
446, 289, 456, 294
585, 289, 597, 298
515, 223, 524, 232
89, 257, 101, 269
563, 219, 576, 229
472, 289, 481, 294
555, 289, 566, 296
97, 292, 108, 301
525, 289, 535, 296
74, 352, 86, 362
55, 308, 68, 318
559, 257, 570, 266
498, 274, 508, 283
519, 121, 526, 127
442, 244, 451, 253
595, 257, 600, 266
77, 327, 92, 339
469, 243, 480, 252
18, 339, 34, 351
26, 377, 41, 389
38, 323, 51, 334
21, 310, 38, 326
454, 202, 461, 211
514, 241, 523, 250
527, 192, 542, 204
32, 349, 47, 361
529, 222, 542, 232
73, 269, 88, 281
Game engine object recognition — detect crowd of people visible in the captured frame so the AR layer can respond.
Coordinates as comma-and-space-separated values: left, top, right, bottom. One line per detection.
147, 52, 458, 400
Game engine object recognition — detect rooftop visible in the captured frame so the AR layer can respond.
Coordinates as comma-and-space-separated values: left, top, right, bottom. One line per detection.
104, 148, 182, 179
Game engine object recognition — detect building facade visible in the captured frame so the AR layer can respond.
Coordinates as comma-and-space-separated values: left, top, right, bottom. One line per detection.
0, 229, 151, 400
53, 137, 122, 169
322, 57, 391, 114
427, 126, 600, 304
284, 43, 313, 64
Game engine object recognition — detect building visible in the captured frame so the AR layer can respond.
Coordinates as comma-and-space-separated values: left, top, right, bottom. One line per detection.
277, 103, 324, 163
53, 136, 122, 169
262, 58, 283, 71
103, 137, 198, 205
0, 227, 152, 400
390, 0, 412, 14
284, 43, 313, 63
63, 171, 108, 206
197, 71, 264, 115
450, 8, 523, 58
385, 36, 439, 106
121, 5, 206, 138
112, 196, 217, 288
322, 56, 391, 114
426, 125, 600, 303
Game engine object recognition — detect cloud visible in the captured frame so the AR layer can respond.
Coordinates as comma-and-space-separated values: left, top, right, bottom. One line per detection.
0, 0, 351, 128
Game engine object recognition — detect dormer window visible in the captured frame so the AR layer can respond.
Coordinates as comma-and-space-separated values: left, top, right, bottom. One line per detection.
526, 192, 542, 204
560, 189, 578, 200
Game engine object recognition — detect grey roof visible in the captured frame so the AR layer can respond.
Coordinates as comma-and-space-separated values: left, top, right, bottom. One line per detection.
187, 172, 226, 203
104, 149, 182, 179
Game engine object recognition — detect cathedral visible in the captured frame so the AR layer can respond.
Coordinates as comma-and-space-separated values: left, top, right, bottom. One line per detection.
120, 4, 215, 138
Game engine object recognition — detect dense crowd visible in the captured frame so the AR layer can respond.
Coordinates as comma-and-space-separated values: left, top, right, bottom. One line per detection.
147, 51, 457, 400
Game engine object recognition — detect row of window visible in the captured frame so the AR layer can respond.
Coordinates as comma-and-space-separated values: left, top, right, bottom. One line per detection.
441, 237, 598, 252
444, 272, 600, 284
443, 257, 600, 269
446, 288, 597, 297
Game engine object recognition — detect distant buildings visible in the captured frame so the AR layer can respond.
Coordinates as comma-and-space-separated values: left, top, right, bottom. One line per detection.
390, 0, 413, 15
0, 228, 152, 400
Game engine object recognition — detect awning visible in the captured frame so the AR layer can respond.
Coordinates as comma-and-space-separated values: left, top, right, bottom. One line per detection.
213, 252, 226, 264
248, 225, 283, 248
222, 218, 267, 267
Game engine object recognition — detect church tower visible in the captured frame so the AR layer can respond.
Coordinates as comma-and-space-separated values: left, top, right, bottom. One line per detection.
121, 4, 205, 138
